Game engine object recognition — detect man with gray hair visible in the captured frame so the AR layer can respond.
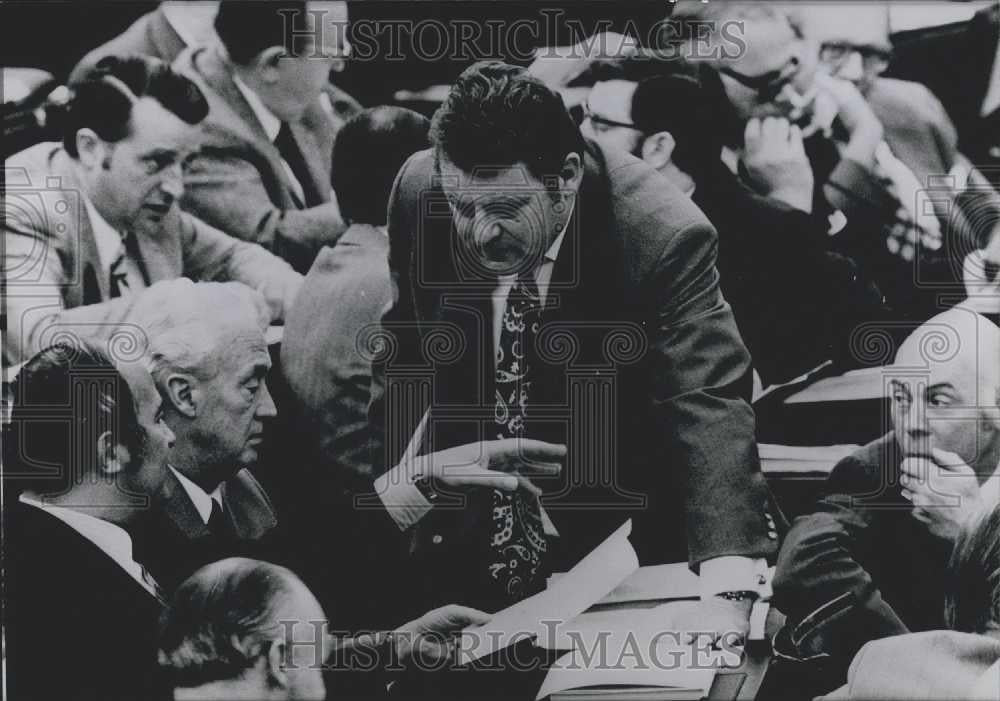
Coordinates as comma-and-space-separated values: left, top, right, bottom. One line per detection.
127, 278, 280, 591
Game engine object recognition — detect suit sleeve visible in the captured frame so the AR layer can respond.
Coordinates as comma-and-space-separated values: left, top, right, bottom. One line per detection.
2, 203, 132, 363
182, 147, 347, 271
646, 219, 776, 567
772, 456, 909, 661
179, 212, 303, 322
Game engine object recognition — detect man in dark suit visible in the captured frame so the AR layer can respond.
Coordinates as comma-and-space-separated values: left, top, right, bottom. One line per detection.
579, 67, 885, 386
773, 307, 1000, 679
370, 62, 777, 636
69, 1, 219, 84
125, 279, 281, 591
3, 342, 177, 700
173, 0, 361, 271
3, 55, 303, 365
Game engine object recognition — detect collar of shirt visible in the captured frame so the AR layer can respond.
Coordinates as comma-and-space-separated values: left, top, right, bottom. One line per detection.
232, 73, 282, 142
169, 464, 223, 525
160, 1, 220, 48
18, 493, 158, 595
79, 185, 125, 278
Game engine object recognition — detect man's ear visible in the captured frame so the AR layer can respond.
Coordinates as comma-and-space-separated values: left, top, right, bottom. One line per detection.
254, 46, 286, 84
96, 430, 129, 477
558, 152, 584, 194
265, 639, 289, 689
75, 128, 107, 171
640, 131, 676, 171
164, 373, 198, 419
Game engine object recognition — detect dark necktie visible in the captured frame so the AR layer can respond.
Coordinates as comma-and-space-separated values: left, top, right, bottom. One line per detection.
275, 121, 321, 207
488, 272, 549, 604
207, 499, 231, 539
108, 241, 129, 299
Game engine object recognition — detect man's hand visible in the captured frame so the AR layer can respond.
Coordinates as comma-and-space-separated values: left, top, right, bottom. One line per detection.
404, 438, 565, 495
393, 605, 492, 666
811, 73, 883, 166
670, 597, 752, 665
742, 117, 814, 213
901, 448, 986, 542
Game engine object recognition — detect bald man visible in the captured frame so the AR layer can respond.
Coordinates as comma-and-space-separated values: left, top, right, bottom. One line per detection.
772, 306, 1000, 674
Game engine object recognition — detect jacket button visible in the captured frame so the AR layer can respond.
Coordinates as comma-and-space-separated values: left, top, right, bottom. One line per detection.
432, 534, 443, 545
767, 530, 778, 540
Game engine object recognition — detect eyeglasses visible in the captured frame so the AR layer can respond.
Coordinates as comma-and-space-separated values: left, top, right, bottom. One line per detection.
819, 41, 892, 74
582, 101, 639, 130
718, 57, 800, 103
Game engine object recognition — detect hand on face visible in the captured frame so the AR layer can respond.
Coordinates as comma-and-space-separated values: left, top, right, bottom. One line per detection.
900, 448, 987, 542
810, 72, 882, 138
742, 117, 814, 213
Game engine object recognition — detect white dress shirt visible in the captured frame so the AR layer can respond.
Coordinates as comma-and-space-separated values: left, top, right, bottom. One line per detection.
231, 73, 307, 205
19, 494, 161, 599
169, 465, 222, 525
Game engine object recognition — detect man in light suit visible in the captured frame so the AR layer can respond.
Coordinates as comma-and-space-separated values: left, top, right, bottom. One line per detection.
3, 342, 177, 700
370, 62, 778, 636
69, 1, 220, 84
282, 106, 430, 481
125, 279, 281, 592
2, 55, 303, 365
174, 0, 361, 272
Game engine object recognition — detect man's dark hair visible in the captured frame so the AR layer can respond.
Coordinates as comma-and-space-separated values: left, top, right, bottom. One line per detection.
157, 558, 302, 689
628, 63, 727, 182
945, 503, 1000, 634
431, 61, 586, 182
332, 106, 430, 227
2, 342, 147, 499
215, 0, 311, 66
62, 54, 208, 158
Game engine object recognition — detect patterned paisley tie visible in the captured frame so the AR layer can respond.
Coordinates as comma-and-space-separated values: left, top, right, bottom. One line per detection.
488, 271, 548, 603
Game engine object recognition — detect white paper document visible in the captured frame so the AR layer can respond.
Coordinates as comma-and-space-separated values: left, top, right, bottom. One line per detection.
456, 520, 639, 664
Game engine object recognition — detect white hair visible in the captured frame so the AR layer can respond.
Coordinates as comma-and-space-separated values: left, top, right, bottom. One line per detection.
126, 279, 269, 386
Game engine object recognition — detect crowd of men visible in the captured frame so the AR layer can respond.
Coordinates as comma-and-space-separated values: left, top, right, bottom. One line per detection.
3, 1, 1000, 699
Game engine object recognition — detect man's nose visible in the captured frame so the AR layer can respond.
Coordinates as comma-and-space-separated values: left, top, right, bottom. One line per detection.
581, 118, 596, 140
159, 165, 185, 200
256, 380, 278, 418
837, 51, 865, 84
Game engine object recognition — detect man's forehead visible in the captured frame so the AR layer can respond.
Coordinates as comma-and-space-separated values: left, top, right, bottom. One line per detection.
128, 97, 192, 149
305, 1, 349, 54
437, 157, 541, 190
589, 80, 638, 121
800, 6, 890, 46
727, 18, 798, 72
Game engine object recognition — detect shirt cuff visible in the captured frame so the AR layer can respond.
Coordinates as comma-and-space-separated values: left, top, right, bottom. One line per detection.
373, 466, 434, 531
699, 556, 770, 600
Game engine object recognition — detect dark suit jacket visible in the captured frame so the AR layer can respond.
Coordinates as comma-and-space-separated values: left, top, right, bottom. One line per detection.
68, 4, 190, 84
173, 46, 360, 271
5, 501, 166, 700
773, 433, 954, 665
132, 467, 279, 593
369, 142, 777, 613
693, 162, 886, 385
2, 142, 303, 364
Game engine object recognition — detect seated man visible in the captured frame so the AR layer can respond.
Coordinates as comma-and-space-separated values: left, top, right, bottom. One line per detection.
3, 54, 302, 365
662, 2, 974, 320
69, 1, 220, 84
371, 61, 778, 634
773, 306, 1000, 676
581, 65, 885, 385
125, 279, 281, 591
3, 342, 176, 700
158, 557, 490, 701
820, 502, 1000, 700
174, 0, 361, 271
282, 105, 431, 479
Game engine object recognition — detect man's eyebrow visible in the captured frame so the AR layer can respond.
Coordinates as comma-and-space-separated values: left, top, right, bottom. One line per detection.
926, 382, 956, 393
141, 147, 179, 159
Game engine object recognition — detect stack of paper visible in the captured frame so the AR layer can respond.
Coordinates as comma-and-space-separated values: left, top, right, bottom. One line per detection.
758, 443, 860, 475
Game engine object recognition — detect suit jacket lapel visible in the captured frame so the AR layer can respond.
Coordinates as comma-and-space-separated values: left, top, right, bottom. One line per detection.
51, 148, 107, 303
157, 468, 211, 540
